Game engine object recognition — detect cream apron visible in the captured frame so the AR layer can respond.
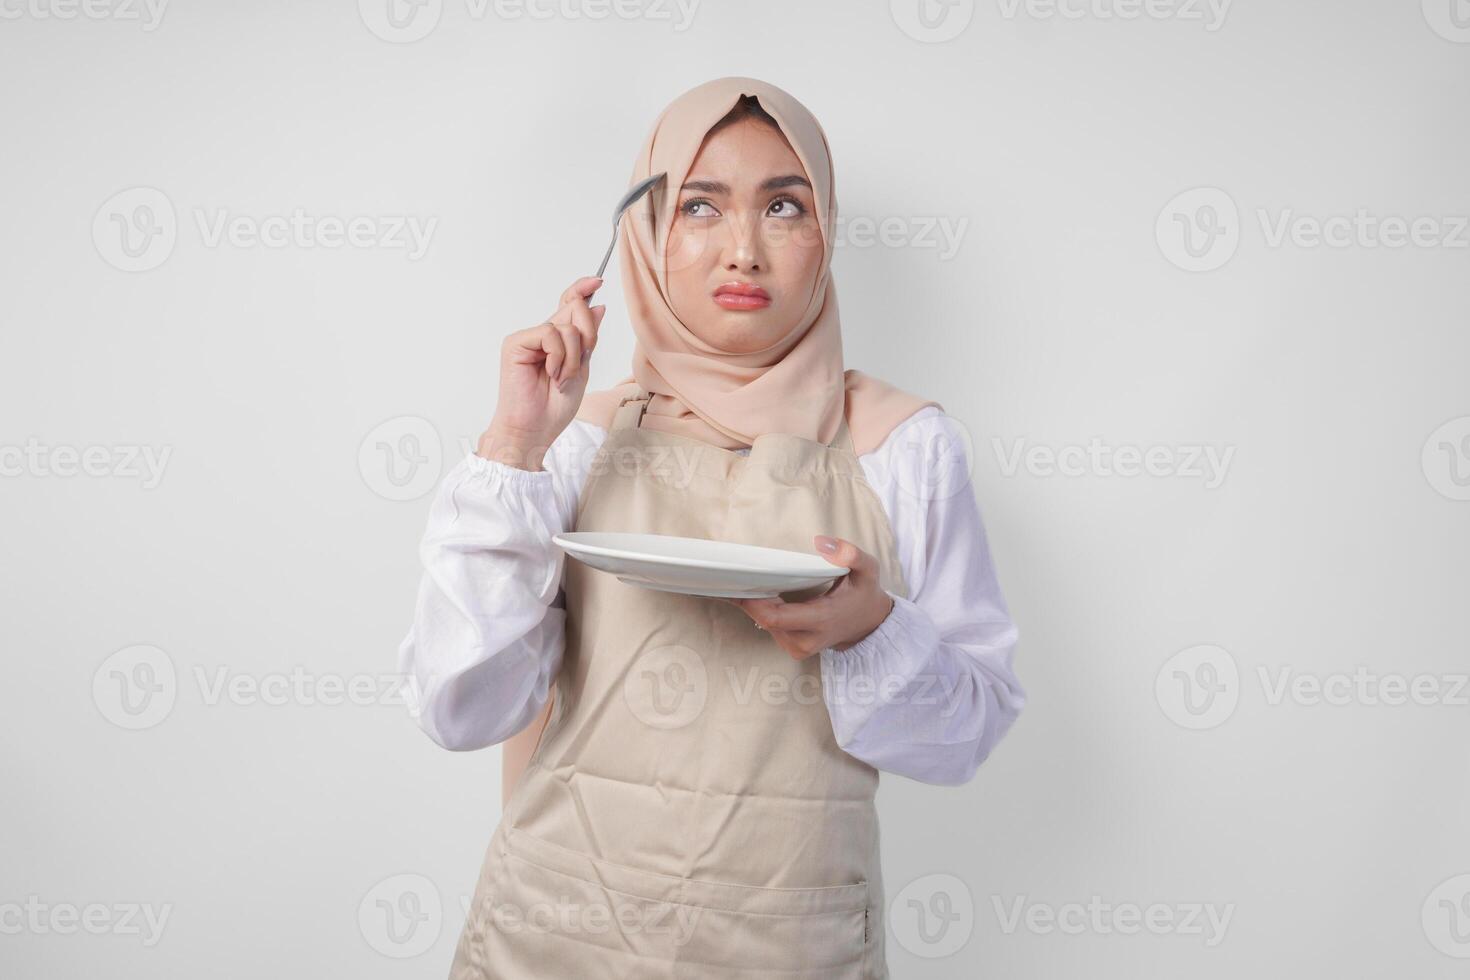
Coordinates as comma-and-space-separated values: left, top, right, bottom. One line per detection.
450, 387, 910, 979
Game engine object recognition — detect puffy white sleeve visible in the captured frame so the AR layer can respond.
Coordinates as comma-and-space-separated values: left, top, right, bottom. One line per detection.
820, 408, 1026, 785
397, 421, 602, 751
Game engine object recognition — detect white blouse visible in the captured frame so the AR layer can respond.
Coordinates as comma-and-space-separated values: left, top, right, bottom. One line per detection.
397, 406, 1025, 786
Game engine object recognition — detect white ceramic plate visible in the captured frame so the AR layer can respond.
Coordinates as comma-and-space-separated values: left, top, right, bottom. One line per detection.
552, 531, 848, 599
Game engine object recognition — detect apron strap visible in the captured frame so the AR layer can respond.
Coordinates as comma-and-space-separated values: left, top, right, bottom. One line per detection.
612, 386, 854, 453
828, 410, 855, 454
612, 388, 650, 431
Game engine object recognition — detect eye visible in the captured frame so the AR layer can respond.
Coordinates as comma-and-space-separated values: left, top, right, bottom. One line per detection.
767, 195, 808, 218
679, 198, 720, 218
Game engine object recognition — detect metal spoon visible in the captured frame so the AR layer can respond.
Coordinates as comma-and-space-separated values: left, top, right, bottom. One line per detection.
586, 172, 666, 306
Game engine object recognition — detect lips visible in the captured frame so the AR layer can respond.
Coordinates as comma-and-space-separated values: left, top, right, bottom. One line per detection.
713, 281, 771, 310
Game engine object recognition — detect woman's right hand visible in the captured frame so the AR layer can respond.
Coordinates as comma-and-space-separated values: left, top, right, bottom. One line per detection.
477, 276, 608, 471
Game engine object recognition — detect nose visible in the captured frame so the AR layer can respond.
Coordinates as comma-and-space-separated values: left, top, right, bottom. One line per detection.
721, 209, 765, 273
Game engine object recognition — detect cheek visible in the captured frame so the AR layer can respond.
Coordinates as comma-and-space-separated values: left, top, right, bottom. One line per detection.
664, 227, 712, 325
771, 221, 825, 296
665, 219, 713, 279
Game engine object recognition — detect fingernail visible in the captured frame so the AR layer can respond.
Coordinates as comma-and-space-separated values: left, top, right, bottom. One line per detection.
581, 350, 591, 364
815, 535, 838, 553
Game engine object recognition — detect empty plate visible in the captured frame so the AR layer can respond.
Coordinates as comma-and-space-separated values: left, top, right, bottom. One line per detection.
552, 531, 848, 599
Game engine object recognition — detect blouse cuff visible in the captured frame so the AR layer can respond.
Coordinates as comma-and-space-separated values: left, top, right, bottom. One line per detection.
820, 592, 941, 745
460, 450, 556, 494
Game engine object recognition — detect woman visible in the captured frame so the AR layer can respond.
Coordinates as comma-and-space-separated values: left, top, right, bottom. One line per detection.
398, 77, 1025, 979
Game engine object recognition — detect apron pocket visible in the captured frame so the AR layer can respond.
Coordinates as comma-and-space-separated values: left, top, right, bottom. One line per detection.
485, 826, 868, 976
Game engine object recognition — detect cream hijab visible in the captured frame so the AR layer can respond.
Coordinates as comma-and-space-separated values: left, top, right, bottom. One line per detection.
576, 76, 940, 457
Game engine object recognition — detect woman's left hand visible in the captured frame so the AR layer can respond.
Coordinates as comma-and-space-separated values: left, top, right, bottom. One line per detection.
725, 535, 895, 660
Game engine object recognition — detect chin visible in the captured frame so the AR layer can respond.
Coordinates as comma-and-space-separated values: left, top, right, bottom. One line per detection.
702, 313, 790, 354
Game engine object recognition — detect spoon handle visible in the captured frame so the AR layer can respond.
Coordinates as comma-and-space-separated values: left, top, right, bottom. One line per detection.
585, 173, 664, 307
586, 224, 620, 305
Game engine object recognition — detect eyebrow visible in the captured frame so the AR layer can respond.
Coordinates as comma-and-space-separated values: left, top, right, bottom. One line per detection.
680, 175, 812, 194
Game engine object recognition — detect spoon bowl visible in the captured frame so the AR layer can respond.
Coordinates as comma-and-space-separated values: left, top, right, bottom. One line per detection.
588, 172, 666, 303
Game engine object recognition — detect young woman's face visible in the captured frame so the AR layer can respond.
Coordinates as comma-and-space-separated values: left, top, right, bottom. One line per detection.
665, 116, 825, 354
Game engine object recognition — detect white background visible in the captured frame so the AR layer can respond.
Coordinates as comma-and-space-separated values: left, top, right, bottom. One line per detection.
2, 0, 1468, 975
